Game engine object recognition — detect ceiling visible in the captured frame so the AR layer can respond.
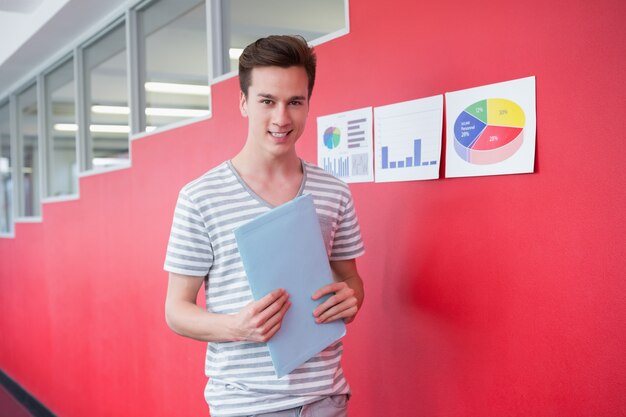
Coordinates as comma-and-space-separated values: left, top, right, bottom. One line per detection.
0, 0, 346, 100
0, 0, 130, 98
0, 0, 46, 13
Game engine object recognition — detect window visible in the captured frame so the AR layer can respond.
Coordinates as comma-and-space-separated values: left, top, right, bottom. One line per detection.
215, 0, 347, 76
0, 0, 352, 221
17, 84, 40, 217
83, 21, 129, 171
45, 58, 78, 197
137, 0, 209, 131
0, 102, 12, 233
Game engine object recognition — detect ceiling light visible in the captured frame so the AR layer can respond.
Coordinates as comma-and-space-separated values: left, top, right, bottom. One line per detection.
0, 157, 9, 173
145, 108, 209, 117
91, 105, 208, 118
92, 105, 130, 115
54, 123, 160, 134
229, 48, 244, 60
53, 123, 129, 133
145, 82, 210, 96
92, 158, 127, 167
89, 124, 130, 133
54, 123, 78, 132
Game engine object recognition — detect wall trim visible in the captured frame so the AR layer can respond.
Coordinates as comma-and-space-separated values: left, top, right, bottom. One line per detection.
0, 369, 57, 417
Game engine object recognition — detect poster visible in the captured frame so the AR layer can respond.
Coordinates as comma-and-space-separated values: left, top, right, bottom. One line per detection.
317, 107, 374, 183
374, 95, 443, 183
445, 76, 536, 178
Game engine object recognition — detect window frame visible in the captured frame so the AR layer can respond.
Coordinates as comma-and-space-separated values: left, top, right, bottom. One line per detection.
0, 0, 352, 236
14, 80, 43, 220
0, 98, 15, 236
131, 0, 211, 136
208, 0, 351, 83
80, 17, 132, 175
41, 54, 80, 202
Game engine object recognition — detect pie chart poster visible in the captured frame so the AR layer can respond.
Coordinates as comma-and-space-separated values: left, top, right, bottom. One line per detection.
444, 76, 536, 178
316, 107, 374, 183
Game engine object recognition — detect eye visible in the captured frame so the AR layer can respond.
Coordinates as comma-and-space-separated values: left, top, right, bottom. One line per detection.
290, 100, 303, 106
260, 99, 273, 105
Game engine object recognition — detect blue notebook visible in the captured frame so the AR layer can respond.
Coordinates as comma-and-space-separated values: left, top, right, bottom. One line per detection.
233, 194, 346, 378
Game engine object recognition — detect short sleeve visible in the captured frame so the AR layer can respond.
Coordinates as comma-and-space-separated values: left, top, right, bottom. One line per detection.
164, 189, 214, 276
329, 190, 365, 261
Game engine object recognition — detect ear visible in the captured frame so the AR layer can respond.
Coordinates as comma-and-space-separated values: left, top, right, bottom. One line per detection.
239, 91, 248, 117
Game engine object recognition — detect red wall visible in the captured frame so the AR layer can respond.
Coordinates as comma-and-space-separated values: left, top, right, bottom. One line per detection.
1, 0, 625, 416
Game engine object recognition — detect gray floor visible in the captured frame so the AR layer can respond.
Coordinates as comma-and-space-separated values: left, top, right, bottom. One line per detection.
0, 384, 33, 417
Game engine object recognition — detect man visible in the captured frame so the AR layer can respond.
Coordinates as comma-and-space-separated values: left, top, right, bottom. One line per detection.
164, 35, 365, 417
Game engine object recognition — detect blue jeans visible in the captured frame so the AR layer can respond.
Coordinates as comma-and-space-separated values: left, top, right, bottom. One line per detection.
249, 395, 349, 417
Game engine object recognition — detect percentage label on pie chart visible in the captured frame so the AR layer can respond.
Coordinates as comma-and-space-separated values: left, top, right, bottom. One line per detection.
323, 126, 341, 150
454, 98, 525, 164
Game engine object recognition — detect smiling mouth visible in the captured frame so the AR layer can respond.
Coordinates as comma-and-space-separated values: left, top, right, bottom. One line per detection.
269, 131, 291, 138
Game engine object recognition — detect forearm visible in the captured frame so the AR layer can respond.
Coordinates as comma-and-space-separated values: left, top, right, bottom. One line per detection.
165, 272, 291, 343
313, 259, 365, 324
165, 299, 239, 342
338, 273, 364, 312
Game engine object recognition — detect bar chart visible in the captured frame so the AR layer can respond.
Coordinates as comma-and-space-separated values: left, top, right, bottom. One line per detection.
381, 139, 437, 169
374, 95, 443, 182
347, 118, 367, 149
322, 156, 350, 178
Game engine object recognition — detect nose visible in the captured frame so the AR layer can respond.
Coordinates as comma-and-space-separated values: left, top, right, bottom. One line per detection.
272, 104, 291, 127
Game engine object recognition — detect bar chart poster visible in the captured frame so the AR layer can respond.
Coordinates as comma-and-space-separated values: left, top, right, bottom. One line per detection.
445, 76, 536, 178
317, 107, 374, 183
373, 95, 443, 183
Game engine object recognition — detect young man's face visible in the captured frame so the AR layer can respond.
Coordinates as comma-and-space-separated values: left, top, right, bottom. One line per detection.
240, 65, 310, 159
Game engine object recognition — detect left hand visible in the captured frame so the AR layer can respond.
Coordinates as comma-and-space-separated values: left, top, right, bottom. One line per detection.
312, 281, 359, 324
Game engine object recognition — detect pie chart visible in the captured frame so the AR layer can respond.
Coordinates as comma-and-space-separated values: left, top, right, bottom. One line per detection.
453, 98, 525, 164
323, 126, 341, 150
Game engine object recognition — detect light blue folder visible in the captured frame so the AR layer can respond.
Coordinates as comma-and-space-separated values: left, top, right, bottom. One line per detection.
234, 194, 346, 378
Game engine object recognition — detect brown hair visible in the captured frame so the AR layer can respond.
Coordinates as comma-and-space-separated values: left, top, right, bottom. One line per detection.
238, 35, 317, 99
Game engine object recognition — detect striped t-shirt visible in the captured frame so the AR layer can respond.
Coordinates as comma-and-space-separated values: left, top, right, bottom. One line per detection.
164, 159, 365, 417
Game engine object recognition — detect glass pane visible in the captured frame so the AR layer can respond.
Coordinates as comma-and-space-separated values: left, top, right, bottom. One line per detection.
17, 84, 40, 217
139, 0, 209, 130
221, 0, 346, 75
0, 103, 12, 232
84, 22, 129, 170
46, 58, 78, 197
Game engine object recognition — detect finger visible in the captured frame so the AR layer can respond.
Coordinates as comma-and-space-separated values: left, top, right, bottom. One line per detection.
251, 289, 287, 314
317, 304, 358, 324
315, 296, 355, 320
259, 301, 291, 341
313, 287, 354, 317
254, 293, 289, 325
261, 299, 291, 330
311, 282, 346, 301
261, 316, 285, 342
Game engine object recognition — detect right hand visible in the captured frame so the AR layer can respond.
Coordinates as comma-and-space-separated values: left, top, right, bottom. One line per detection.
232, 289, 291, 342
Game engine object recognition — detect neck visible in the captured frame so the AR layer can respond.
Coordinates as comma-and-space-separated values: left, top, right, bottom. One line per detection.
230, 145, 304, 207
232, 144, 301, 178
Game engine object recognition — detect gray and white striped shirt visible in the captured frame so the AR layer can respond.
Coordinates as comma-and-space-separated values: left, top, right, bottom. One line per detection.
164, 160, 364, 417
